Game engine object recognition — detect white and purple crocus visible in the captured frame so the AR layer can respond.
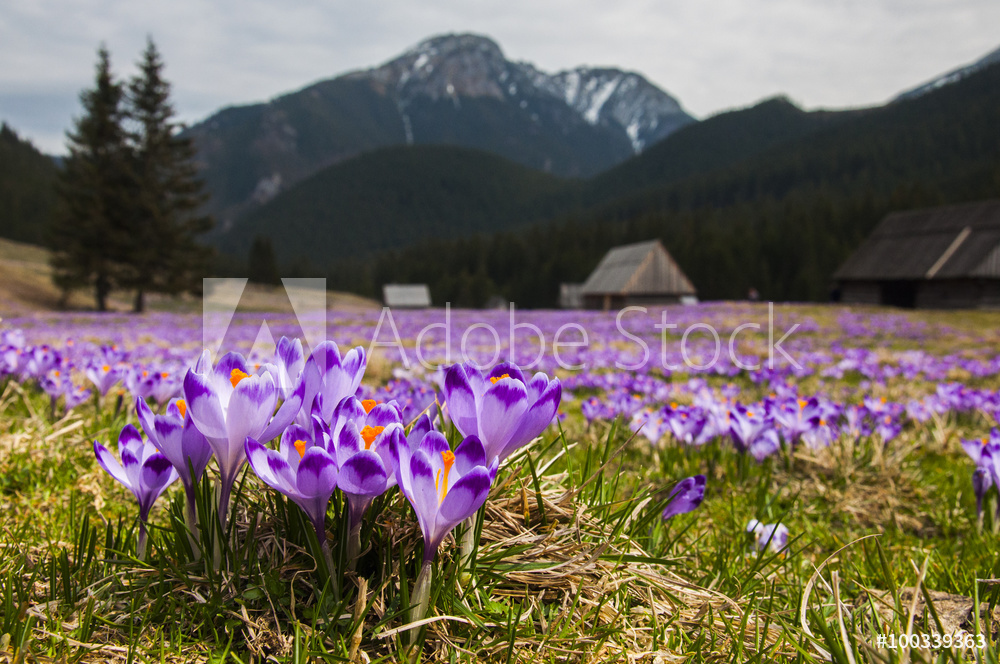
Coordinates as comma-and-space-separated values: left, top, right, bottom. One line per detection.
326, 397, 405, 565
392, 431, 498, 635
94, 424, 178, 558
244, 422, 340, 548
135, 397, 213, 531
442, 362, 561, 463
662, 474, 707, 520
183, 350, 304, 527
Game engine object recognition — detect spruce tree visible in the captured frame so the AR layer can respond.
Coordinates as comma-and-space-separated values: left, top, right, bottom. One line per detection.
125, 37, 213, 312
49, 46, 133, 311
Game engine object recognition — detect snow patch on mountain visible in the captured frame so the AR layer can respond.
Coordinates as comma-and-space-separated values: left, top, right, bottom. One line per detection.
354, 33, 694, 153
895, 44, 1000, 101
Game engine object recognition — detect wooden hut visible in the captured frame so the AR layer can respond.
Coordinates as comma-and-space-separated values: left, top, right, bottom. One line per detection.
834, 200, 1000, 308
580, 240, 696, 310
382, 284, 431, 308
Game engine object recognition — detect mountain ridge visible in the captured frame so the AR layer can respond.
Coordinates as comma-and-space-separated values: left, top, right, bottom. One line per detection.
188, 32, 693, 228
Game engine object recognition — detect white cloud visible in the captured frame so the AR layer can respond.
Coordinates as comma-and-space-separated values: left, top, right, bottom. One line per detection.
1, 0, 997, 154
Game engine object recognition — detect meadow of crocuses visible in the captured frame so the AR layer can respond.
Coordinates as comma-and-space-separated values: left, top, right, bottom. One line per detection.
3, 303, 1000, 662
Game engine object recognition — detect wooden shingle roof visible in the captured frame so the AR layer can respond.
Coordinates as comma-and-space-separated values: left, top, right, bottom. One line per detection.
834, 200, 1000, 281
581, 240, 696, 295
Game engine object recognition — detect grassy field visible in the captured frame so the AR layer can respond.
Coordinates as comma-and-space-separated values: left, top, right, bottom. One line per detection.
2, 304, 1000, 662
0, 237, 378, 315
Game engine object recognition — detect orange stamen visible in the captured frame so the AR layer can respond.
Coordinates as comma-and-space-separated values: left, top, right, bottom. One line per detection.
230, 368, 250, 388
746, 410, 754, 418
161, 372, 170, 379
798, 399, 808, 409
360, 425, 385, 449
102, 364, 110, 372
438, 451, 456, 504
175, 399, 187, 419
361, 399, 377, 414
490, 373, 511, 385
670, 402, 678, 409
294, 440, 307, 458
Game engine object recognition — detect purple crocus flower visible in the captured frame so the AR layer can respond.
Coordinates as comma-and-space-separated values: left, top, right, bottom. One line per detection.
392, 431, 497, 635
85, 361, 121, 396
392, 431, 498, 565
298, 341, 367, 426
662, 475, 706, 520
746, 519, 789, 554
260, 336, 306, 399
135, 397, 213, 529
125, 367, 159, 401
729, 404, 781, 462
324, 396, 405, 565
663, 404, 709, 445
964, 431, 1000, 526
629, 408, 671, 444
94, 424, 178, 558
244, 430, 339, 545
772, 397, 821, 445
183, 350, 304, 527
63, 383, 93, 413
149, 369, 184, 406
442, 361, 561, 463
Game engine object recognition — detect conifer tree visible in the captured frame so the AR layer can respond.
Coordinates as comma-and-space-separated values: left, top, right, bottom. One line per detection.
49, 46, 133, 311
125, 37, 213, 312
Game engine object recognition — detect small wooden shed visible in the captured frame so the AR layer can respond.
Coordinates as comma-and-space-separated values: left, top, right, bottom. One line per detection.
382, 284, 431, 308
834, 200, 1000, 309
580, 240, 696, 310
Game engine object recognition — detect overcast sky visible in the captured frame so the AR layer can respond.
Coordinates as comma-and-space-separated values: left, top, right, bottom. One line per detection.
2, 0, 997, 155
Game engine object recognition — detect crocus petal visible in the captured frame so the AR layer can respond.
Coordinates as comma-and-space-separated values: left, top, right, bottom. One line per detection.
478, 380, 529, 459
453, 435, 488, 475
180, 418, 213, 482
405, 450, 440, 533
226, 373, 277, 454
336, 424, 365, 465
94, 441, 131, 489
259, 377, 305, 443
488, 362, 527, 385
140, 455, 178, 501
443, 365, 478, 437
418, 431, 452, 459
525, 372, 550, 402
406, 413, 434, 450
367, 403, 402, 428
296, 448, 339, 499
439, 466, 492, 523
212, 351, 249, 385
245, 437, 299, 495
340, 451, 389, 497
662, 475, 707, 520
183, 370, 228, 440
135, 397, 158, 444
503, 379, 561, 460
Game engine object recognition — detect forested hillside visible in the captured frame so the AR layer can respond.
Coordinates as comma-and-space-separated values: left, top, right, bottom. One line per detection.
0, 124, 57, 245
337, 60, 1000, 305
